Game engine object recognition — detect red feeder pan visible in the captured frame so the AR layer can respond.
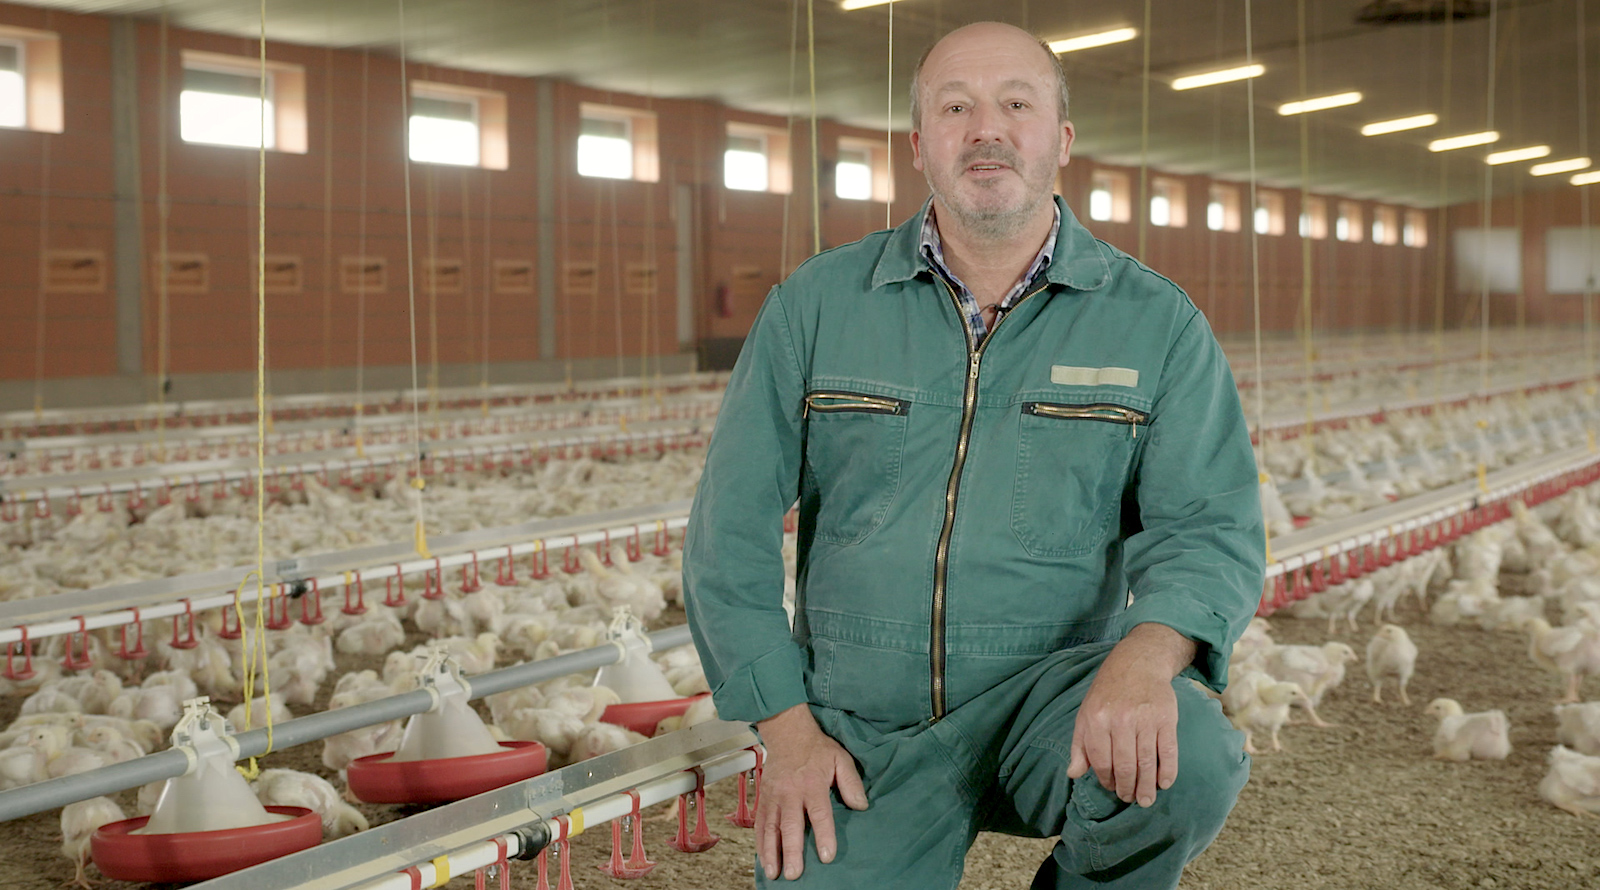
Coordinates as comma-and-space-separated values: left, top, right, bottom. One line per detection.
601, 694, 710, 736
91, 806, 320, 884
346, 740, 547, 804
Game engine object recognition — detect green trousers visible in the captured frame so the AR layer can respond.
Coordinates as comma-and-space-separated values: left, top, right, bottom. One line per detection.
757, 642, 1250, 889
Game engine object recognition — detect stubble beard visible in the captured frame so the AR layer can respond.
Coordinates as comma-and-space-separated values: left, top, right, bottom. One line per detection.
928, 138, 1060, 243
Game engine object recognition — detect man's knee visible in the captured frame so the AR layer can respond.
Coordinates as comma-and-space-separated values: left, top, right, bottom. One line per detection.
1163, 682, 1250, 838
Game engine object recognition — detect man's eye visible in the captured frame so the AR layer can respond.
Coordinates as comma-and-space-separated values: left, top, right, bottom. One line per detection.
1010, 102, 1027, 110
947, 105, 964, 113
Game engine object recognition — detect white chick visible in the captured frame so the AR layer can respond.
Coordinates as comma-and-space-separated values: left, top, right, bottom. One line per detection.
60, 796, 125, 888
1230, 618, 1275, 666
135, 780, 165, 816
1263, 641, 1358, 714
336, 612, 407, 657
486, 686, 546, 728
1366, 624, 1420, 705
1424, 698, 1511, 761
47, 747, 110, 780
575, 548, 666, 621
107, 684, 183, 731
1523, 617, 1600, 703
1323, 578, 1376, 634
568, 723, 649, 762
656, 695, 720, 735
80, 716, 162, 754
51, 670, 124, 714
1229, 679, 1313, 754
544, 685, 622, 723
497, 707, 584, 764
1538, 745, 1600, 816
1554, 702, 1600, 756
20, 688, 83, 717
414, 595, 477, 639
226, 693, 294, 732
81, 725, 146, 764
140, 669, 199, 702
1479, 595, 1546, 632
252, 768, 369, 838
498, 613, 556, 661
0, 744, 47, 790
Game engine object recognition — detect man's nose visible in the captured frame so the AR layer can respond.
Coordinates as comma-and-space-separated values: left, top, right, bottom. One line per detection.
967, 102, 1004, 142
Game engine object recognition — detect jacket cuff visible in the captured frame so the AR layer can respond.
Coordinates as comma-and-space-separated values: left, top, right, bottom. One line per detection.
1117, 592, 1233, 692
708, 643, 810, 725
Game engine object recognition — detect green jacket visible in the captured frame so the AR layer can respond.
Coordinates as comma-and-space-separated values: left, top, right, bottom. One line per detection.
684, 196, 1265, 729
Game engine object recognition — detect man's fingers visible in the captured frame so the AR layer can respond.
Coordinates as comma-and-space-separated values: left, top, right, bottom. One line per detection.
1111, 720, 1139, 803
835, 755, 870, 811
757, 799, 781, 881
805, 789, 837, 865
1134, 724, 1159, 808
1066, 732, 1089, 779
1157, 723, 1179, 791
779, 805, 807, 880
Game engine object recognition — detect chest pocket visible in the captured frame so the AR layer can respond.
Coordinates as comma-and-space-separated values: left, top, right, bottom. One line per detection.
1011, 401, 1146, 558
802, 391, 910, 546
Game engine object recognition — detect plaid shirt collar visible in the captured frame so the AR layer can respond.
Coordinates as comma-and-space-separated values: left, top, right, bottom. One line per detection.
919, 200, 1061, 344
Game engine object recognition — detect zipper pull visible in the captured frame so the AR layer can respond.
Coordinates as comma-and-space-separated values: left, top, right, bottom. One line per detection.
968, 353, 980, 380
1131, 420, 1139, 439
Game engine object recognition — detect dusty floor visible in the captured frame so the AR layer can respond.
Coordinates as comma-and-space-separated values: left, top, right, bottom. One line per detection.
3, 599, 1599, 889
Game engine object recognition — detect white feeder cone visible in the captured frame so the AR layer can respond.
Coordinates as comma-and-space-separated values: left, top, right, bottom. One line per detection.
387, 648, 502, 762
140, 697, 280, 834
594, 606, 678, 703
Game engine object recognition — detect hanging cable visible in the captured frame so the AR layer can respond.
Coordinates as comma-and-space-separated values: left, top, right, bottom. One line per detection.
779, 0, 800, 277
1430, 3, 1456, 407
1477, 0, 1498, 403
806, 0, 820, 255
397, 0, 431, 559
885, 0, 893, 231
353, 46, 371, 457
1296, 0, 1315, 462
1578, 0, 1595, 447
154, 3, 170, 459
321, 43, 335, 396
31, 131, 50, 422
425, 165, 441, 427
1244, 0, 1269, 564
1136, 0, 1152, 259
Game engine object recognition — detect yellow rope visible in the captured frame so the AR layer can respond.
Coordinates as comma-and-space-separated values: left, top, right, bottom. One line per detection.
397, 0, 431, 558
885, 0, 893, 231
1244, 0, 1269, 563
1474, 0, 1499, 486
1430, 4, 1455, 408
1136, 0, 1151, 260
155, 4, 170, 460
806, 0, 820, 256
1296, 0, 1315, 464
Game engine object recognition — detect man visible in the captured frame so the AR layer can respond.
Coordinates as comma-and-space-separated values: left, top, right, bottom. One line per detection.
684, 21, 1264, 890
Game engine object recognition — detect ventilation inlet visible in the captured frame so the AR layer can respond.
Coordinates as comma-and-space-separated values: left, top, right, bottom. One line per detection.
1357, 0, 1490, 25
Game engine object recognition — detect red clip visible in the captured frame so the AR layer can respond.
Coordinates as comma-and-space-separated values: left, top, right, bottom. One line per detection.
97, 486, 114, 513
129, 485, 147, 511
423, 558, 446, 600
157, 483, 172, 506
563, 537, 581, 574
476, 836, 511, 890
61, 616, 93, 671
118, 607, 148, 660
218, 601, 243, 640
343, 575, 368, 616
66, 488, 82, 517
301, 579, 325, 625
598, 789, 656, 878
4, 625, 35, 681
530, 543, 550, 580
265, 586, 294, 630
670, 766, 721, 852
461, 554, 483, 594
1255, 580, 1274, 618
653, 523, 671, 557
599, 531, 614, 566
626, 526, 643, 562
1290, 567, 1310, 602
1308, 558, 1327, 594
727, 746, 764, 828
496, 547, 516, 586
1269, 574, 1289, 610
385, 565, 407, 608
32, 497, 51, 520
213, 479, 229, 501
170, 599, 199, 649
538, 815, 574, 890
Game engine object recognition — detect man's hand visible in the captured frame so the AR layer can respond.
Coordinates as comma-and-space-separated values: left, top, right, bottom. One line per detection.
1066, 623, 1196, 809
754, 704, 869, 881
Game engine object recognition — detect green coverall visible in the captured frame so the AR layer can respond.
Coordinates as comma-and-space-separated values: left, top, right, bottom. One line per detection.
684, 197, 1266, 888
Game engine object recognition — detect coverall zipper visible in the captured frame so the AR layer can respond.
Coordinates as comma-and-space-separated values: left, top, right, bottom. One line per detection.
929, 277, 1049, 721
1024, 402, 1146, 437
803, 392, 910, 417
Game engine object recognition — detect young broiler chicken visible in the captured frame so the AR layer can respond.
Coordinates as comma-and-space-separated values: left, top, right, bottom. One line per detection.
1366, 624, 1419, 705
1424, 698, 1511, 761
60, 796, 125, 888
252, 768, 369, 838
1261, 642, 1356, 724
1554, 702, 1600, 756
1523, 617, 1600, 703
1227, 675, 1314, 754
1538, 745, 1600, 816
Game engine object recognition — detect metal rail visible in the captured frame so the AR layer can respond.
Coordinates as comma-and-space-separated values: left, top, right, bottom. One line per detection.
0, 624, 695, 823
0, 498, 695, 647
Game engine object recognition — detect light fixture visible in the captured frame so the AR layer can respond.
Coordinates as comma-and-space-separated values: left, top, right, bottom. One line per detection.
1574, 171, 1600, 186
1485, 145, 1551, 165
1049, 27, 1139, 54
839, 0, 898, 9
1278, 91, 1362, 116
1427, 131, 1499, 152
1531, 157, 1591, 176
1171, 64, 1265, 91
1360, 113, 1439, 136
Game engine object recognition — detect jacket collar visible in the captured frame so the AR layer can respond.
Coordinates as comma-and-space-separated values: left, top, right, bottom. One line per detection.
871, 194, 1111, 292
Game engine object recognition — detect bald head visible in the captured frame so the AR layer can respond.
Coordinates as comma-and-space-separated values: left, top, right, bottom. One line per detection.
909, 22, 1069, 130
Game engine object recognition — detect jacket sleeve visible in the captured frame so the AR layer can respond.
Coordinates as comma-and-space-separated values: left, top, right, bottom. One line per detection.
682, 286, 810, 724
1118, 308, 1265, 692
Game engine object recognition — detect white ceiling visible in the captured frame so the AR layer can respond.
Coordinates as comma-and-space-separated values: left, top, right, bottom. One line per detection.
14, 0, 1600, 206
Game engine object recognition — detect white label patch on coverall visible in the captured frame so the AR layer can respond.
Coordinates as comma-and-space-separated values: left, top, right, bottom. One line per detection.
1050, 366, 1140, 388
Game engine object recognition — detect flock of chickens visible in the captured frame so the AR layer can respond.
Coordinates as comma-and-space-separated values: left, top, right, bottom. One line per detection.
0, 447, 720, 885
1221, 482, 1600, 819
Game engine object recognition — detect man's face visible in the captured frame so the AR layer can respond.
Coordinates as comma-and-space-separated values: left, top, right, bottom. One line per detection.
910, 24, 1074, 239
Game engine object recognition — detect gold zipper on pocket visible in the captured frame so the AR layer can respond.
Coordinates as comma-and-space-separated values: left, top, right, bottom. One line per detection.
803, 392, 909, 418
1024, 402, 1148, 437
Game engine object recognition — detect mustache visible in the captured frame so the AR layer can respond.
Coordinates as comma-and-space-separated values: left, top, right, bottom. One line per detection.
956, 147, 1022, 169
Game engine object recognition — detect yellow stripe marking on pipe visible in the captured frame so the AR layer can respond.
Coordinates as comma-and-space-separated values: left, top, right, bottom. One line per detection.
430, 855, 450, 887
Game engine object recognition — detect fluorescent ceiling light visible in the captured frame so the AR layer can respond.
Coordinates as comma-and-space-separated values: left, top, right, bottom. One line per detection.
1049, 27, 1139, 54
840, 0, 897, 8
1485, 145, 1550, 165
1531, 157, 1591, 176
1428, 131, 1499, 152
1360, 113, 1438, 136
1278, 91, 1362, 116
1171, 64, 1265, 91
1574, 171, 1600, 186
